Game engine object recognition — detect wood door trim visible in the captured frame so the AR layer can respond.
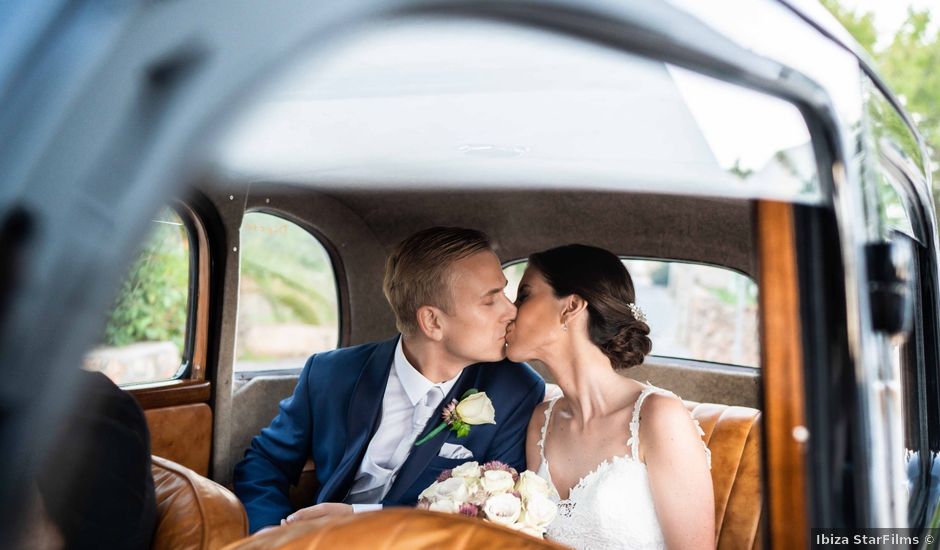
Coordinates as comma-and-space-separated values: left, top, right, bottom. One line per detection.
757, 200, 808, 549
128, 379, 211, 410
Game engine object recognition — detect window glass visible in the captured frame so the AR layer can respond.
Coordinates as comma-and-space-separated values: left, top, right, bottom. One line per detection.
861, 78, 919, 242
504, 259, 758, 367
234, 212, 338, 373
83, 207, 191, 385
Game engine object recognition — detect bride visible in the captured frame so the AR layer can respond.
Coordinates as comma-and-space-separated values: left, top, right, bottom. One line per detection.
504, 244, 714, 550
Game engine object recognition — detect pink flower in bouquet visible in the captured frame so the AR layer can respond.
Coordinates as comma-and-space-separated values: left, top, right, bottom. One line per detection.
458, 503, 481, 517
436, 469, 453, 482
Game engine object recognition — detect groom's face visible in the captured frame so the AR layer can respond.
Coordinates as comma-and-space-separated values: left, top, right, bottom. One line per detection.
437, 250, 517, 364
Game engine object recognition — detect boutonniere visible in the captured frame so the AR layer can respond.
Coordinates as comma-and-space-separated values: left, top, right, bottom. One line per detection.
415, 389, 496, 446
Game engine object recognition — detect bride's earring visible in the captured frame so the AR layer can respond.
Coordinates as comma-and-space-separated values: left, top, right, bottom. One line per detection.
562, 321, 568, 332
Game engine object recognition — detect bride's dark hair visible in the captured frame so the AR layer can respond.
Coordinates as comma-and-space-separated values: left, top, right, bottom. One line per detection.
528, 244, 651, 370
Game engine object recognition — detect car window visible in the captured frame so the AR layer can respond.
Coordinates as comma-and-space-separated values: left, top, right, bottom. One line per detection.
234, 212, 338, 374
504, 258, 758, 367
83, 207, 192, 385
862, 77, 933, 525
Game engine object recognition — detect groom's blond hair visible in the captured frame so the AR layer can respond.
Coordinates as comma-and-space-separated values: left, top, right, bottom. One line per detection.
383, 227, 493, 336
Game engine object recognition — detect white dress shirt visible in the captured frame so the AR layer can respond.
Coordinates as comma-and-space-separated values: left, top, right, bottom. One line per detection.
345, 337, 460, 512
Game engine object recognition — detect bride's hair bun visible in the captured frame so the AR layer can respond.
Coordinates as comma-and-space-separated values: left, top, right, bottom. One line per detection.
528, 244, 652, 370
601, 319, 652, 370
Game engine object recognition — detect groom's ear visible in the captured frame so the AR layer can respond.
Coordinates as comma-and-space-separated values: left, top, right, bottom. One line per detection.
415, 305, 445, 341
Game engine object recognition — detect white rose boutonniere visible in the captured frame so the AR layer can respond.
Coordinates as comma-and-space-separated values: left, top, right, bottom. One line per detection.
414, 389, 496, 446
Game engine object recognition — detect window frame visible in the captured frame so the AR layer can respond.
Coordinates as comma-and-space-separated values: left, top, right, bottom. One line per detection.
89, 202, 200, 389
123, 197, 218, 408
501, 255, 760, 370
232, 209, 344, 380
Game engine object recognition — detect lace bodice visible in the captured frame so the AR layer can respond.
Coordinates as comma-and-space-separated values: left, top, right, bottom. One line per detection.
535, 384, 711, 550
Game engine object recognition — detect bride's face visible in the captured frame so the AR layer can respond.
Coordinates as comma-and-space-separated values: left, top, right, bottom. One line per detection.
505, 266, 566, 362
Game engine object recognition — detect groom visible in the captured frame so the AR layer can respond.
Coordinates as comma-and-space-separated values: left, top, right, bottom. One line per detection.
234, 227, 545, 533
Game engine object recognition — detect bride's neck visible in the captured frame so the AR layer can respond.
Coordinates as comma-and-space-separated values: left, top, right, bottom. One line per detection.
542, 338, 627, 424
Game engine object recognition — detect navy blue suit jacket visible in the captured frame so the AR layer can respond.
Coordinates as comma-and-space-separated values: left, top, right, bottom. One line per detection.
233, 335, 545, 533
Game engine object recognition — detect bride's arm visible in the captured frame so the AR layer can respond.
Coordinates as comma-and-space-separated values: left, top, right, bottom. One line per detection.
641, 394, 715, 550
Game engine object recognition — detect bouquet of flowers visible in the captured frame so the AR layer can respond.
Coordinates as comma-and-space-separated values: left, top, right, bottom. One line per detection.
417, 461, 558, 538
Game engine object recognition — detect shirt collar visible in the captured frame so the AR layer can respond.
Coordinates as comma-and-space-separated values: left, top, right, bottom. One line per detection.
394, 336, 461, 407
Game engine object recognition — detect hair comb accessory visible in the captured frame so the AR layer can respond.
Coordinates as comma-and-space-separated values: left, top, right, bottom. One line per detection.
627, 302, 647, 323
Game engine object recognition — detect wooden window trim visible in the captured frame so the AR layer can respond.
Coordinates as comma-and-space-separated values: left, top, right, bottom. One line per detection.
758, 200, 808, 549
178, 201, 211, 381
127, 379, 211, 410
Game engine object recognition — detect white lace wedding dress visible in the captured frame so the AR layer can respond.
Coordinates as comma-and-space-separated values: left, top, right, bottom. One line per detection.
535, 384, 711, 550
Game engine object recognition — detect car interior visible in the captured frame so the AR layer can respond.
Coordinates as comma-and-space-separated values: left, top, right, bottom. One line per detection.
73, 15, 804, 550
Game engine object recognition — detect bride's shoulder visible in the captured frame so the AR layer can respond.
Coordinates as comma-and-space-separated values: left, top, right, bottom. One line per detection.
527, 399, 550, 431
636, 389, 702, 449
638, 389, 687, 420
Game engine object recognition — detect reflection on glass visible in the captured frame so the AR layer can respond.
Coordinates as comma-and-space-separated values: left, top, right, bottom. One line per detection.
864, 76, 926, 175
504, 259, 758, 367
84, 207, 190, 385
669, 66, 818, 199
234, 212, 338, 373
861, 76, 920, 241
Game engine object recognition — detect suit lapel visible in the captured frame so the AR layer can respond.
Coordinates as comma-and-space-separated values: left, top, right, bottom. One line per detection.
384, 363, 482, 503
317, 336, 397, 503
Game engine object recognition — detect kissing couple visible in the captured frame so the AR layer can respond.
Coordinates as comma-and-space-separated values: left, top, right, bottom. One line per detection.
234, 227, 714, 549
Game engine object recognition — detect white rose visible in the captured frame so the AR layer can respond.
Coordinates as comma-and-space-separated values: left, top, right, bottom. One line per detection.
468, 483, 488, 506
515, 470, 550, 501
451, 461, 481, 479
482, 493, 522, 526
481, 469, 515, 494
429, 499, 459, 514
435, 476, 470, 503
521, 494, 557, 528
456, 392, 496, 425
418, 481, 439, 502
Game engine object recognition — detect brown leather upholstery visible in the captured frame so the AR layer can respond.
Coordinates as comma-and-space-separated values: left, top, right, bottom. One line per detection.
222, 508, 567, 550
146, 404, 213, 476
152, 455, 249, 550
686, 402, 763, 550
247, 402, 762, 549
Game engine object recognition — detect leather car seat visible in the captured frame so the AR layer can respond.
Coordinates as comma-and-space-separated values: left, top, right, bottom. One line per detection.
221, 508, 567, 549
687, 402, 763, 549
151, 455, 248, 550
242, 401, 763, 549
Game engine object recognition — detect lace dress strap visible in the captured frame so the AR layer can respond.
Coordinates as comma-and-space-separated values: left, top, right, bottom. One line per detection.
627, 386, 661, 460
539, 397, 560, 465
627, 384, 712, 469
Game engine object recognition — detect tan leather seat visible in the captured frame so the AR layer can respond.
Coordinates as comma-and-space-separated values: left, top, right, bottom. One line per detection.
240, 402, 762, 549
222, 508, 567, 550
687, 402, 763, 550
151, 455, 249, 550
